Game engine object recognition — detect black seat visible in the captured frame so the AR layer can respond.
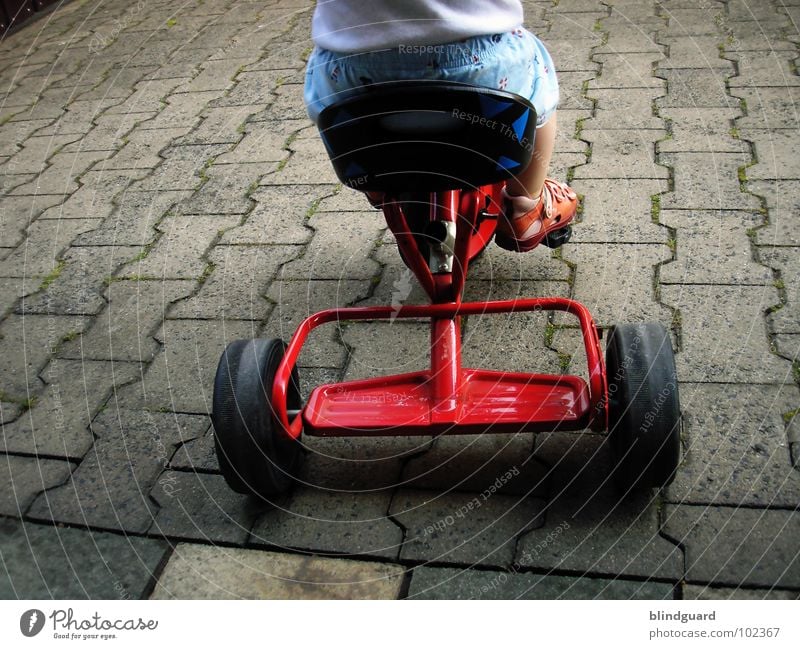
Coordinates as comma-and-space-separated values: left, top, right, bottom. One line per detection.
317, 80, 537, 193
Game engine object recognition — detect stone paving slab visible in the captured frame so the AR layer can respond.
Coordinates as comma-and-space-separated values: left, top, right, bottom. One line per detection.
0, 313, 88, 396
556, 243, 673, 327
151, 543, 405, 599
732, 87, 800, 130
667, 383, 800, 507
658, 210, 772, 285
59, 279, 196, 362
390, 489, 545, 568
114, 318, 259, 413
408, 566, 674, 600
661, 283, 789, 383
658, 107, 748, 154
663, 505, 800, 589
28, 410, 208, 533
0, 455, 75, 517
747, 179, 800, 247
168, 244, 298, 320
149, 471, 263, 544
659, 152, 760, 211
517, 432, 683, 581
2, 358, 142, 458
683, 584, 800, 600
0, 518, 168, 599
250, 488, 402, 559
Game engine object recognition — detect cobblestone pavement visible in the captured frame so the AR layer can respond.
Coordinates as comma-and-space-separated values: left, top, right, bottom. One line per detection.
1, 0, 799, 600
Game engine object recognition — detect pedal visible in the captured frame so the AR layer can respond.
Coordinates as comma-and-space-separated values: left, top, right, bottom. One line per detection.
543, 225, 572, 249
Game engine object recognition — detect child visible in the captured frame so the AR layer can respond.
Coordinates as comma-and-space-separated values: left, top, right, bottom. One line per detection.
303, 0, 577, 252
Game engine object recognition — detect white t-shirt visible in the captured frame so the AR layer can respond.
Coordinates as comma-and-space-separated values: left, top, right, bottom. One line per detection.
311, 0, 524, 53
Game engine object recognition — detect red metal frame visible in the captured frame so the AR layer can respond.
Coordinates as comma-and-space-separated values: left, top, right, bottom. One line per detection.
271, 184, 608, 441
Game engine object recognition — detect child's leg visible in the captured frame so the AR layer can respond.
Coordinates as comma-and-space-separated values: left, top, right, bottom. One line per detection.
504, 113, 557, 199
494, 110, 577, 252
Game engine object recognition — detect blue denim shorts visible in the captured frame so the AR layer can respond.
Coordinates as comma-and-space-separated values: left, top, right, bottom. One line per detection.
304, 28, 559, 128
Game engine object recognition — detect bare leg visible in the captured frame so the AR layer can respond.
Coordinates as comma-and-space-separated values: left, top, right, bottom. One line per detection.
504, 112, 558, 198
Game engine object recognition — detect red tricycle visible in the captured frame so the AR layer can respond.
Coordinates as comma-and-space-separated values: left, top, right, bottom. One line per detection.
211, 81, 681, 499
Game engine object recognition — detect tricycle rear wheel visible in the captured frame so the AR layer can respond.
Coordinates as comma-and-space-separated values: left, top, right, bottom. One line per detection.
212, 338, 303, 499
606, 323, 681, 492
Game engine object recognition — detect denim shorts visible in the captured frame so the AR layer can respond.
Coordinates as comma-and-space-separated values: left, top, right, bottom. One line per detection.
304, 28, 559, 128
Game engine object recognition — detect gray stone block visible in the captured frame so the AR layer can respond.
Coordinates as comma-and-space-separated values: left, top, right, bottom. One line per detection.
729, 53, 800, 89
59, 279, 195, 362
28, 410, 208, 532
220, 184, 331, 245
20, 245, 142, 316
558, 242, 672, 327
0, 193, 65, 249
38, 169, 149, 221
151, 543, 405, 599
121, 213, 239, 280
177, 105, 265, 145
761, 246, 800, 334
748, 179, 800, 247
657, 36, 732, 70
401, 434, 547, 498
2, 359, 142, 457
576, 128, 668, 180
571, 178, 669, 243
0, 518, 169, 599
656, 70, 737, 108
408, 566, 674, 599
250, 488, 402, 559
278, 210, 383, 280
0, 313, 88, 396
0, 455, 74, 517
517, 432, 683, 580
169, 244, 298, 320
114, 318, 258, 413
75, 189, 192, 247
732, 87, 800, 130
180, 162, 278, 215
299, 435, 423, 491
131, 144, 231, 192
104, 127, 193, 170
661, 283, 789, 383
659, 152, 760, 211
664, 505, 800, 589
589, 53, 665, 89
658, 107, 748, 154
342, 321, 430, 382
587, 88, 666, 129
391, 489, 545, 567
170, 430, 218, 472
0, 218, 103, 278
744, 129, 800, 181
659, 210, 772, 285
667, 383, 800, 507
11, 151, 111, 196
150, 471, 266, 544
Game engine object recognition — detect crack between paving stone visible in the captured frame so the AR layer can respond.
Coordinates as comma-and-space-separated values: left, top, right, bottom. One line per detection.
651, 13, 684, 353
721, 16, 800, 475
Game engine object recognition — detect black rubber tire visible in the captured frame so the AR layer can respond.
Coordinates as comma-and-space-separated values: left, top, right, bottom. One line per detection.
212, 338, 303, 499
543, 225, 572, 249
606, 323, 681, 492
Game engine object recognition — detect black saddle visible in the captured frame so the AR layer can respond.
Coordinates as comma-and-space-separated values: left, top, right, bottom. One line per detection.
317, 80, 537, 193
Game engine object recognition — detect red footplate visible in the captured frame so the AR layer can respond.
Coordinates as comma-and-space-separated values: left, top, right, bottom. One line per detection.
302, 369, 592, 436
